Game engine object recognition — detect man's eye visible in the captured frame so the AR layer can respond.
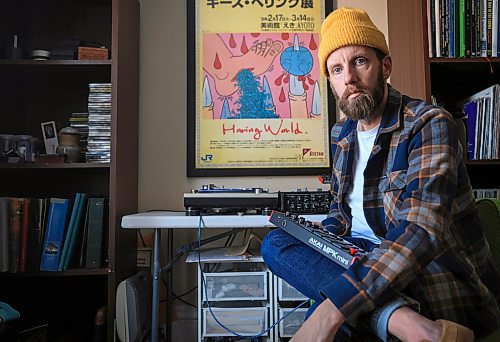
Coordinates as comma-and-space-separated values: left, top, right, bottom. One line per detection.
332, 67, 342, 74
355, 58, 366, 65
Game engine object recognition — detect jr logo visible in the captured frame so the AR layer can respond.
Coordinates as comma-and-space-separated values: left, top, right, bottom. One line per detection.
201, 154, 213, 162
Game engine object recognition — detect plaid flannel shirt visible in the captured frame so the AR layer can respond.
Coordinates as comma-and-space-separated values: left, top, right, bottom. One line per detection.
320, 85, 500, 337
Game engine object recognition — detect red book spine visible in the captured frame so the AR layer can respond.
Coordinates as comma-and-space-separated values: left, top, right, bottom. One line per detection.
19, 198, 31, 272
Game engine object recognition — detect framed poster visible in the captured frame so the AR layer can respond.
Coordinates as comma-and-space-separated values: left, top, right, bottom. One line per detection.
187, 0, 335, 176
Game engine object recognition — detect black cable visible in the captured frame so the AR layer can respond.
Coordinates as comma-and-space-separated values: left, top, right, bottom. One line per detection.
160, 278, 197, 309
138, 229, 146, 247
175, 285, 197, 298
159, 228, 242, 278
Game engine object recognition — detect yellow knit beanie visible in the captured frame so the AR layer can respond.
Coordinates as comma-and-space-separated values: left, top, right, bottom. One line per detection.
318, 7, 389, 77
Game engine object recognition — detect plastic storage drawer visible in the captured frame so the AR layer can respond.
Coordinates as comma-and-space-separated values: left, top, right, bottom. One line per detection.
203, 307, 268, 337
279, 308, 308, 337
203, 271, 267, 301
278, 278, 308, 301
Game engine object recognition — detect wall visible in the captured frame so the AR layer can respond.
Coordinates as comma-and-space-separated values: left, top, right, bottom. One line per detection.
138, 0, 388, 311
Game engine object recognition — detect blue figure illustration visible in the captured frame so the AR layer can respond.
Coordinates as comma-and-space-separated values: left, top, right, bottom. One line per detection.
232, 69, 279, 119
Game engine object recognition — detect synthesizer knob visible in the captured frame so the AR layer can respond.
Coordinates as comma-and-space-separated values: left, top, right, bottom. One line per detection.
298, 217, 305, 225
305, 221, 313, 228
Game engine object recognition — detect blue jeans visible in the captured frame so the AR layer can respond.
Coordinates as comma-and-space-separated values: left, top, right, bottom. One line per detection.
261, 228, 380, 340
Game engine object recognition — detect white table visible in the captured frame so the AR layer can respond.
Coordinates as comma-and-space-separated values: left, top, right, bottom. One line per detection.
121, 212, 323, 342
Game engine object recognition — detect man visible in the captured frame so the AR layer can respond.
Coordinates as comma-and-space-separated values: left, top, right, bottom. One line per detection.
261, 7, 500, 341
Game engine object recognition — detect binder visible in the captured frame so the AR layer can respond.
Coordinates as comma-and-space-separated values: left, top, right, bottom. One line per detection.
40, 198, 70, 271
85, 198, 106, 269
60, 193, 87, 270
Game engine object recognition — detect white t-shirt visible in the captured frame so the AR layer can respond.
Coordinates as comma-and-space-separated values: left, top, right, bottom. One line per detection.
347, 122, 382, 244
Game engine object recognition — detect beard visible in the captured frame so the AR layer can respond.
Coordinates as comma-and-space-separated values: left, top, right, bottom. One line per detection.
333, 68, 385, 121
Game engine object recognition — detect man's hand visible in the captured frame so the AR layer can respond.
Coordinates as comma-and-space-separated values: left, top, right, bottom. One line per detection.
291, 299, 345, 342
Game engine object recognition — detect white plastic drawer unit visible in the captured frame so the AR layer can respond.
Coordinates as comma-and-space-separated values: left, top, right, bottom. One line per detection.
203, 271, 268, 301
279, 308, 308, 337
203, 307, 268, 337
278, 278, 308, 301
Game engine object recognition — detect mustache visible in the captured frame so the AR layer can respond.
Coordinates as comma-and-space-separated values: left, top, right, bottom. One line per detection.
342, 85, 368, 99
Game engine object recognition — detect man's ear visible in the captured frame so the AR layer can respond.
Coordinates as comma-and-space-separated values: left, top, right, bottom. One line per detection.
382, 55, 392, 80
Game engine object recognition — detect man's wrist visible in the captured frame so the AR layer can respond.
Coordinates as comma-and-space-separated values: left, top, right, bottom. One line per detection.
318, 299, 346, 332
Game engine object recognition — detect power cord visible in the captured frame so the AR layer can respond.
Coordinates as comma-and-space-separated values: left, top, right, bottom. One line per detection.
197, 213, 310, 340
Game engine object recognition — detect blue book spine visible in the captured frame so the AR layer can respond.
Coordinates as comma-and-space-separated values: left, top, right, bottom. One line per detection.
463, 101, 478, 160
58, 193, 81, 271
40, 198, 70, 271
62, 193, 87, 270
449, 0, 455, 57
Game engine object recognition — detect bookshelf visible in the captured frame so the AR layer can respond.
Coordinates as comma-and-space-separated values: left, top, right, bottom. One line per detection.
0, 0, 139, 341
387, 0, 500, 190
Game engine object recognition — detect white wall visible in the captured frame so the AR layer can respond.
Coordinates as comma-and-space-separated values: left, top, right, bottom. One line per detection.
138, 0, 388, 308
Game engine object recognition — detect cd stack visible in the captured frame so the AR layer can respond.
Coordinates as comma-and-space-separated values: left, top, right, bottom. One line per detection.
69, 112, 89, 160
86, 83, 111, 163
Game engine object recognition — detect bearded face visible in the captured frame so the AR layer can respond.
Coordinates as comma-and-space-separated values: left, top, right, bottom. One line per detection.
332, 65, 385, 121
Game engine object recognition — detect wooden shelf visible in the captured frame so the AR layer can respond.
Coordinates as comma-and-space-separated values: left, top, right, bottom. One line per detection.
0, 268, 110, 277
429, 57, 500, 63
0, 59, 111, 66
0, 162, 110, 169
465, 160, 500, 166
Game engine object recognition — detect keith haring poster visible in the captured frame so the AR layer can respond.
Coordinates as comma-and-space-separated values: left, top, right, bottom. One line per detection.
188, 0, 334, 176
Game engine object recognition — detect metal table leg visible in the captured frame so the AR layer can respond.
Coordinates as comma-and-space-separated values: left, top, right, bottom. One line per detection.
152, 228, 161, 342
166, 229, 173, 342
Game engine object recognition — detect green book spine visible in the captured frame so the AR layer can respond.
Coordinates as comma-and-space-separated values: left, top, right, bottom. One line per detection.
459, 0, 466, 57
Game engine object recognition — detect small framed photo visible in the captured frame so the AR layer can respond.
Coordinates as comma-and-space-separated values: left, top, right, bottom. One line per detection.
41, 121, 59, 154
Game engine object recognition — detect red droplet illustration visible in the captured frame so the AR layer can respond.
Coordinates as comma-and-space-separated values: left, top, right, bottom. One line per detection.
307, 75, 315, 85
275, 73, 283, 86
251, 32, 260, 37
281, 33, 289, 40
279, 87, 286, 102
229, 34, 236, 48
303, 82, 309, 91
214, 53, 222, 70
309, 34, 317, 50
298, 75, 305, 81
241, 36, 249, 54
284, 74, 290, 83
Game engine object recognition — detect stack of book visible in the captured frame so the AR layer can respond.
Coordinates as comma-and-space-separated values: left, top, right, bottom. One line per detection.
460, 84, 499, 160
0, 195, 108, 273
427, 0, 500, 58
69, 112, 89, 160
86, 83, 111, 163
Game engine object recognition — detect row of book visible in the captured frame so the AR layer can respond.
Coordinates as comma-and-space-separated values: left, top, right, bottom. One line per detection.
0, 195, 107, 273
427, 0, 500, 58
474, 188, 500, 199
87, 83, 111, 163
460, 84, 499, 160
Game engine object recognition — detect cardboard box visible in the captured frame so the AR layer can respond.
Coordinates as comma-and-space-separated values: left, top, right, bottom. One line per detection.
77, 46, 109, 60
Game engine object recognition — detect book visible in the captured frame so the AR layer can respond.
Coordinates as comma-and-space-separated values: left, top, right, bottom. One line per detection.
19, 198, 31, 272
463, 100, 478, 160
8, 198, 22, 273
60, 193, 87, 270
0, 197, 9, 272
77, 201, 90, 268
58, 194, 81, 271
39, 198, 70, 271
25, 198, 45, 272
85, 198, 107, 269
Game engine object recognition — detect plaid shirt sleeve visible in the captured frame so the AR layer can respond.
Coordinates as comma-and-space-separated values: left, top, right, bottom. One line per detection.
320, 109, 462, 325
321, 124, 348, 234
